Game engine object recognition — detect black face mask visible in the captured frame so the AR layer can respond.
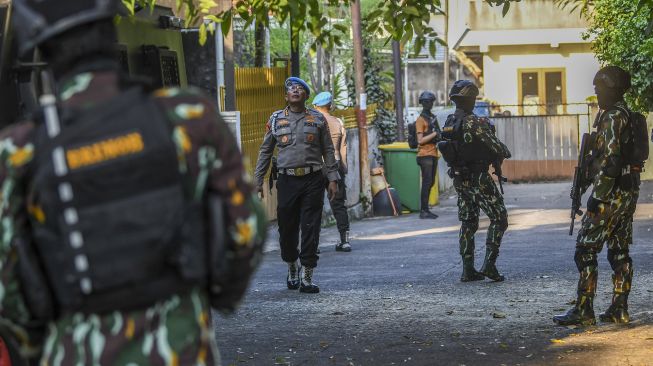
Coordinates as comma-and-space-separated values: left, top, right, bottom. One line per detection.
452, 97, 475, 113
595, 87, 623, 110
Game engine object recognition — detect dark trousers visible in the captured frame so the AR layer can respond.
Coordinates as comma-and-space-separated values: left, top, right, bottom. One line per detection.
416, 156, 437, 211
277, 172, 324, 268
327, 176, 349, 233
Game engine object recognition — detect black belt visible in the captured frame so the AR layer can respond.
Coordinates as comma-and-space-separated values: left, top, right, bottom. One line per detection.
278, 165, 322, 176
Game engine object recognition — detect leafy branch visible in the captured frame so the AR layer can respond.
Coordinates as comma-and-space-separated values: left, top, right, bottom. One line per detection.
120, 0, 524, 54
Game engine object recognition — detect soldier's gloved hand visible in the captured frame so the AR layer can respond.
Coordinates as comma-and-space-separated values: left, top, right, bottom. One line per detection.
327, 181, 338, 201
587, 196, 607, 215
257, 185, 264, 199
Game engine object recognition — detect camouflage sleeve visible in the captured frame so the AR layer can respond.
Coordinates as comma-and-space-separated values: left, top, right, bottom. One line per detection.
153, 89, 265, 313
319, 114, 339, 182
592, 110, 627, 201
254, 117, 277, 187
464, 116, 511, 159
0, 122, 46, 359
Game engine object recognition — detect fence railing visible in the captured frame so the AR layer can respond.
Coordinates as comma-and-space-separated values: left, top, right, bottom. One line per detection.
332, 104, 379, 129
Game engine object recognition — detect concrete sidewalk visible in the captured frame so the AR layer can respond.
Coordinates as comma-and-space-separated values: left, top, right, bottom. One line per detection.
214, 182, 653, 366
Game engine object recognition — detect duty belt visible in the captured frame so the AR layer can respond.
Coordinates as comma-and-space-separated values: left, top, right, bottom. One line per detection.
278, 165, 323, 176
622, 164, 643, 175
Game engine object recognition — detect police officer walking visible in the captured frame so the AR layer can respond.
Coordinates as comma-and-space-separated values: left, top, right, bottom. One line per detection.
255, 78, 339, 293
313, 91, 352, 252
438, 80, 511, 282
554, 66, 644, 326
0, 1, 265, 364
415, 91, 441, 219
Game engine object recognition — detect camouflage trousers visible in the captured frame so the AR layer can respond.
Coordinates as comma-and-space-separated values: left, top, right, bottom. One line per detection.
40, 288, 219, 366
574, 186, 638, 303
453, 171, 508, 261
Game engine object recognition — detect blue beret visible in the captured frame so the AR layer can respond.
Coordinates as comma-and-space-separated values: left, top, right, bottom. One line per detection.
285, 77, 310, 97
312, 91, 333, 107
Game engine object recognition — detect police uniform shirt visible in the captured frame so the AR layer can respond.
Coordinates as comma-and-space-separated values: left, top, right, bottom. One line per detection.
255, 107, 339, 186
324, 114, 348, 174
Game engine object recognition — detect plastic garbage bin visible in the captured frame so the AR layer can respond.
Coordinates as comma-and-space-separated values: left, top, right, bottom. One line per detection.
378, 142, 421, 212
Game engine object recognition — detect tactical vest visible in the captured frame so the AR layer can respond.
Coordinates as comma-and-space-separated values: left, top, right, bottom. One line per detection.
438, 111, 495, 168
26, 87, 206, 318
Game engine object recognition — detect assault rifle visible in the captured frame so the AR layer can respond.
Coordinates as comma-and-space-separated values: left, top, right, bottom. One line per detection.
492, 159, 507, 194
569, 133, 591, 235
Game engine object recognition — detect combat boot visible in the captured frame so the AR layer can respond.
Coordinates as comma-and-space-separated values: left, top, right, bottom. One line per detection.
286, 261, 300, 290
553, 295, 596, 326
599, 294, 629, 324
299, 266, 320, 293
336, 230, 352, 252
600, 271, 632, 324
479, 247, 505, 282
460, 257, 484, 282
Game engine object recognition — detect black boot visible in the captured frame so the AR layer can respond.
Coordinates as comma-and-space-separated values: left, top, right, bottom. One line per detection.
599, 294, 629, 323
479, 247, 505, 282
600, 269, 632, 323
286, 261, 300, 290
460, 257, 485, 282
335, 230, 352, 252
299, 266, 320, 293
419, 210, 438, 219
553, 295, 596, 326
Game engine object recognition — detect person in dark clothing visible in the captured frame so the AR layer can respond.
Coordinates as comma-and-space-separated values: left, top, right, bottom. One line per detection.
415, 91, 441, 219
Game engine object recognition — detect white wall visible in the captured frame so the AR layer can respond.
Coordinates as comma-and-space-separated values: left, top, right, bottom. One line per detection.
483, 44, 600, 111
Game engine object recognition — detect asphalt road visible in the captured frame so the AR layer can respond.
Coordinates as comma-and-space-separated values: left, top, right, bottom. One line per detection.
213, 181, 653, 366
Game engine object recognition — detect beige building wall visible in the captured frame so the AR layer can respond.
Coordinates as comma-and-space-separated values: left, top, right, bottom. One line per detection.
482, 44, 599, 113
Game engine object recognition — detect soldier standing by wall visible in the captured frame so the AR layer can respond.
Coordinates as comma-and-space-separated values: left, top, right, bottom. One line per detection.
415, 91, 441, 219
0, 1, 266, 364
255, 78, 339, 293
554, 66, 644, 326
313, 91, 351, 252
438, 80, 511, 283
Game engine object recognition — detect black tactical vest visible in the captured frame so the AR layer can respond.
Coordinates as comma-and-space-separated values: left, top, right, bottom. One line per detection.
439, 110, 495, 167
26, 87, 206, 317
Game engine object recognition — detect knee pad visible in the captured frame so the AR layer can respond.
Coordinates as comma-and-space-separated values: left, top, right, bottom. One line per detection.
574, 248, 598, 272
607, 249, 632, 271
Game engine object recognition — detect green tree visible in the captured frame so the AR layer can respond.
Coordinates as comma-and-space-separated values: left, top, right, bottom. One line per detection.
123, 0, 524, 55
557, 0, 653, 111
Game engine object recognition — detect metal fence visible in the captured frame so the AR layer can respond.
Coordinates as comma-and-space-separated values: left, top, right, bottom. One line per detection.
493, 115, 581, 181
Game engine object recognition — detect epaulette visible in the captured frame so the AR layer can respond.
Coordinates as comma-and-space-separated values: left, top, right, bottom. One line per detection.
269, 109, 285, 130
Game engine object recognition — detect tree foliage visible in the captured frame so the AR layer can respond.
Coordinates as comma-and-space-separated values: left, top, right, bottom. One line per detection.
557, 0, 653, 111
122, 0, 523, 54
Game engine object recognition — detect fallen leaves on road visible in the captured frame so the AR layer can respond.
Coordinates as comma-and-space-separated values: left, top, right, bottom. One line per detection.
492, 312, 507, 319
550, 339, 566, 344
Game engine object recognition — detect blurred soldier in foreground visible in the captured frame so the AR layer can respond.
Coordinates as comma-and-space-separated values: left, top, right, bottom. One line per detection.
313, 91, 352, 252
437, 80, 511, 283
554, 66, 647, 326
255, 78, 339, 294
414, 90, 441, 219
0, 0, 265, 364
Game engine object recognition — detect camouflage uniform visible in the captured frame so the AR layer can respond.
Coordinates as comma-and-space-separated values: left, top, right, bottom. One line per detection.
571, 102, 638, 323
451, 111, 511, 281
0, 71, 265, 364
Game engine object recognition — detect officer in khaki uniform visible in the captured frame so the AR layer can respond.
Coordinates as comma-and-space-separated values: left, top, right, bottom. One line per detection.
255, 77, 339, 293
313, 91, 351, 252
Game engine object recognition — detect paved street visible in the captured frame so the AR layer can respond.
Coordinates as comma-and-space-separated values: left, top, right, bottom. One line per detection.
214, 181, 653, 366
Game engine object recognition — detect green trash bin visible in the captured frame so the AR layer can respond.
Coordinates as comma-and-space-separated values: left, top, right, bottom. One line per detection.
378, 142, 421, 212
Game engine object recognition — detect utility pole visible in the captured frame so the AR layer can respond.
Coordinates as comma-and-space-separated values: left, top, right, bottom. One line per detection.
443, 0, 449, 103
350, 0, 371, 214
392, 40, 405, 141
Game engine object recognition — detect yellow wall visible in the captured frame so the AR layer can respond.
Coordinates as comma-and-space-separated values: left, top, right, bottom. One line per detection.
482, 44, 599, 111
